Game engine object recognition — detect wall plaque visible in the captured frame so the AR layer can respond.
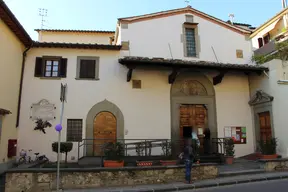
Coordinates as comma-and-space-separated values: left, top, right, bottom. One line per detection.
30, 99, 56, 121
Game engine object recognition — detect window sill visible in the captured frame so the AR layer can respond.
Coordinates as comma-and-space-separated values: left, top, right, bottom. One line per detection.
39, 77, 62, 80
75, 78, 100, 81
184, 56, 199, 59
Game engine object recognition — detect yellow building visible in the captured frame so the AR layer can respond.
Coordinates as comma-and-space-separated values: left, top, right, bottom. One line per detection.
0, 0, 31, 171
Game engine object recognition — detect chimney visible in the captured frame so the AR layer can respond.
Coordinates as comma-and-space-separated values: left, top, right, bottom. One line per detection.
283, 0, 287, 8
229, 14, 235, 25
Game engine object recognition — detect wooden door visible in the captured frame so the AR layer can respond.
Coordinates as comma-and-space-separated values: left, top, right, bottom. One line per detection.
93, 112, 117, 155
258, 111, 272, 142
179, 104, 207, 153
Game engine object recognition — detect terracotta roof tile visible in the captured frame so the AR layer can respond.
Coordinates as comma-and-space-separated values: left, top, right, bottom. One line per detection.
32, 42, 121, 50
35, 29, 115, 34
119, 56, 268, 72
0, 0, 32, 46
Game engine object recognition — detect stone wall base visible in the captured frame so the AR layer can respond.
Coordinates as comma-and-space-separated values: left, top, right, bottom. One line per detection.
5, 165, 218, 192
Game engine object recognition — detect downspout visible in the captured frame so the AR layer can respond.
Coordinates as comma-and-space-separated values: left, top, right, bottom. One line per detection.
16, 42, 33, 127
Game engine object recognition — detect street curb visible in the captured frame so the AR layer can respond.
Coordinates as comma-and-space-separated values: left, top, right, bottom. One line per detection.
218, 169, 265, 177
115, 174, 288, 192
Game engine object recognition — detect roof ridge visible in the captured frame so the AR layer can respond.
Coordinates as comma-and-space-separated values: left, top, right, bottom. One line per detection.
118, 6, 251, 34
35, 29, 115, 33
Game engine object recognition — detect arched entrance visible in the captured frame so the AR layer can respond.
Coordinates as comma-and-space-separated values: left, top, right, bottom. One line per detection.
93, 112, 117, 155
86, 99, 124, 156
171, 72, 217, 154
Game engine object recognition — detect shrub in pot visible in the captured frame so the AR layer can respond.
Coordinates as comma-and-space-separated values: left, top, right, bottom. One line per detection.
136, 142, 153, 166
103, 142, 125, 167
52, 142, 73, 164
258, 138, 278, 159
224, 138, 235, 164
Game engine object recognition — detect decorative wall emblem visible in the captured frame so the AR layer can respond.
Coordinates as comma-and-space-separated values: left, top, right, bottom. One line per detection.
30, 99, 56, 121
180, 80, 207, 96
249, 90, 274, 106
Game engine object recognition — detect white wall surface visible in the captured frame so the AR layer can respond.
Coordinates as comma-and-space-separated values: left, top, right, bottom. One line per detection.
19, 47, 254, 161
38, 31, 113, 44
119, 13, 252, 64
250, 59, 288, 158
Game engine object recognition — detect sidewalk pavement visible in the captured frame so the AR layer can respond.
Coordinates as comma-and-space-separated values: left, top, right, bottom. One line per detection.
63, 171, 288, 192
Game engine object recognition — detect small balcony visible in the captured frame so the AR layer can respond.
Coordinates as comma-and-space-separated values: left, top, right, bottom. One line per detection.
254, 40, 276, 56
254, 32, 288, 56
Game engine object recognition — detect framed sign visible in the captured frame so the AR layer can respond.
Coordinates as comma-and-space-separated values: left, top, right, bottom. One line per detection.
224, 126, 247, 144
30, 99, 56, 121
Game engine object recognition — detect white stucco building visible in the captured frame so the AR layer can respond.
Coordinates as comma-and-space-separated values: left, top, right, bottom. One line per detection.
15, 6, 270, 163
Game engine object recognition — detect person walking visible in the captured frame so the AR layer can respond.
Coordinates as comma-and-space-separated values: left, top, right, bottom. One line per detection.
180, 139, 194, 184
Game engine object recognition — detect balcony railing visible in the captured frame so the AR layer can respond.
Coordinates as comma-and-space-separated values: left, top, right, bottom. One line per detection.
254, 40, 276, 56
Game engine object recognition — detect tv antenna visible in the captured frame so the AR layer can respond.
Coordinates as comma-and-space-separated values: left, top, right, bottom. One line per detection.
38, 8, 48, 29
185, 0, 190, 6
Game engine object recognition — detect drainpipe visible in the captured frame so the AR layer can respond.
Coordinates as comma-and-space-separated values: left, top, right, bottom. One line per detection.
16, 43, 33, 127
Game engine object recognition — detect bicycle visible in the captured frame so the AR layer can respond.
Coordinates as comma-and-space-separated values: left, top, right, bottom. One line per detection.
32, 152, 49, 163
18, 149, 32, 164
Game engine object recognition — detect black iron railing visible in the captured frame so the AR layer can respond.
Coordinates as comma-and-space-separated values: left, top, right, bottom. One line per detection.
77, 138, 226, 160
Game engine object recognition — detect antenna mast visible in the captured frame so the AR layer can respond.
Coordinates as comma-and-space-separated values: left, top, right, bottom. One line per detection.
185, 0, 190, 7
38, 8, 48, 29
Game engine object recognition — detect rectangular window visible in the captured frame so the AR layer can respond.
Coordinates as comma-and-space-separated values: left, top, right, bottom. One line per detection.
185, 28, 197, 57
76, 56, 99, 80
80, 60, 96, 79
44, 60, 59, 77
258, 38, 264, 48
263, 34, 270, 44
67, 119, 83, 142
34, 56, 67, 78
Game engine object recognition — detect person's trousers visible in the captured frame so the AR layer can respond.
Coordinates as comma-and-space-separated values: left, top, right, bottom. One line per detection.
185, 159, 193, 182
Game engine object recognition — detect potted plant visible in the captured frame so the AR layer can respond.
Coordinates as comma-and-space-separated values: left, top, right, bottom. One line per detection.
258, 138, 278, 160
224, 138, 235, 164
136, 142, 153, 166
103, 142, 125, 167
52, 142, 73, 164
159, 140, 177, 166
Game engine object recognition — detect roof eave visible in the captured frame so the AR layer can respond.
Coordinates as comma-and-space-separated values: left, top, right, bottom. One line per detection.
250, 8, 288, 38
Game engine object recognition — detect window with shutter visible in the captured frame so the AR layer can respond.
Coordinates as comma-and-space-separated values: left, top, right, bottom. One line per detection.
34, 56, 67, 78
80, 60, 96, 79
76, 56, 99, 80
258, 38, 264, 48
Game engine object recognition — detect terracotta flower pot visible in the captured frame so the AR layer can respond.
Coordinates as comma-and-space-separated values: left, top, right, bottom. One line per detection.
160, 160, 177, 166
103, 160, 124, 167
225, 156, 234, 164
260, 154, 278, 160
136, 161, 153, 166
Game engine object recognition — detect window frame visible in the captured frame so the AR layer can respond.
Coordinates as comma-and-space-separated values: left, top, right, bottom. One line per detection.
183, 23, 199, 58
76, 56, 100, 80
42, 56, 62, 78
66, 119, 83, 142
43, 59, 60, 77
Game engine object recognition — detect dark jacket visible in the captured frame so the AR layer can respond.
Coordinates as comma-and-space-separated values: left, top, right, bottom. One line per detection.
183, 145, 194, 160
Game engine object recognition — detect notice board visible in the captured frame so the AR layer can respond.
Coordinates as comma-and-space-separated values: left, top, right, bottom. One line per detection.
224, 126, 247, 144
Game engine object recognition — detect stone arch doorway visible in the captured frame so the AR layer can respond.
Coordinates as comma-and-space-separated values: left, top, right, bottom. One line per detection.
93, 112, 117, 155
170, 72, 217, 154
86, 99, 124, 156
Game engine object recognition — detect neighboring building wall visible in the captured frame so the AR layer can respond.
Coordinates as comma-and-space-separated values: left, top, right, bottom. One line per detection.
0, 19, 24, 168
250, 59, 288, 158
19, 48, 253, 161
251, 17, 285, 50
38, 31, 114, 44
119, 13, 252, 64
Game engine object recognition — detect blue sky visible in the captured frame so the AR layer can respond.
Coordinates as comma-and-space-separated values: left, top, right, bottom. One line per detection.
4, 0, 283, 40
